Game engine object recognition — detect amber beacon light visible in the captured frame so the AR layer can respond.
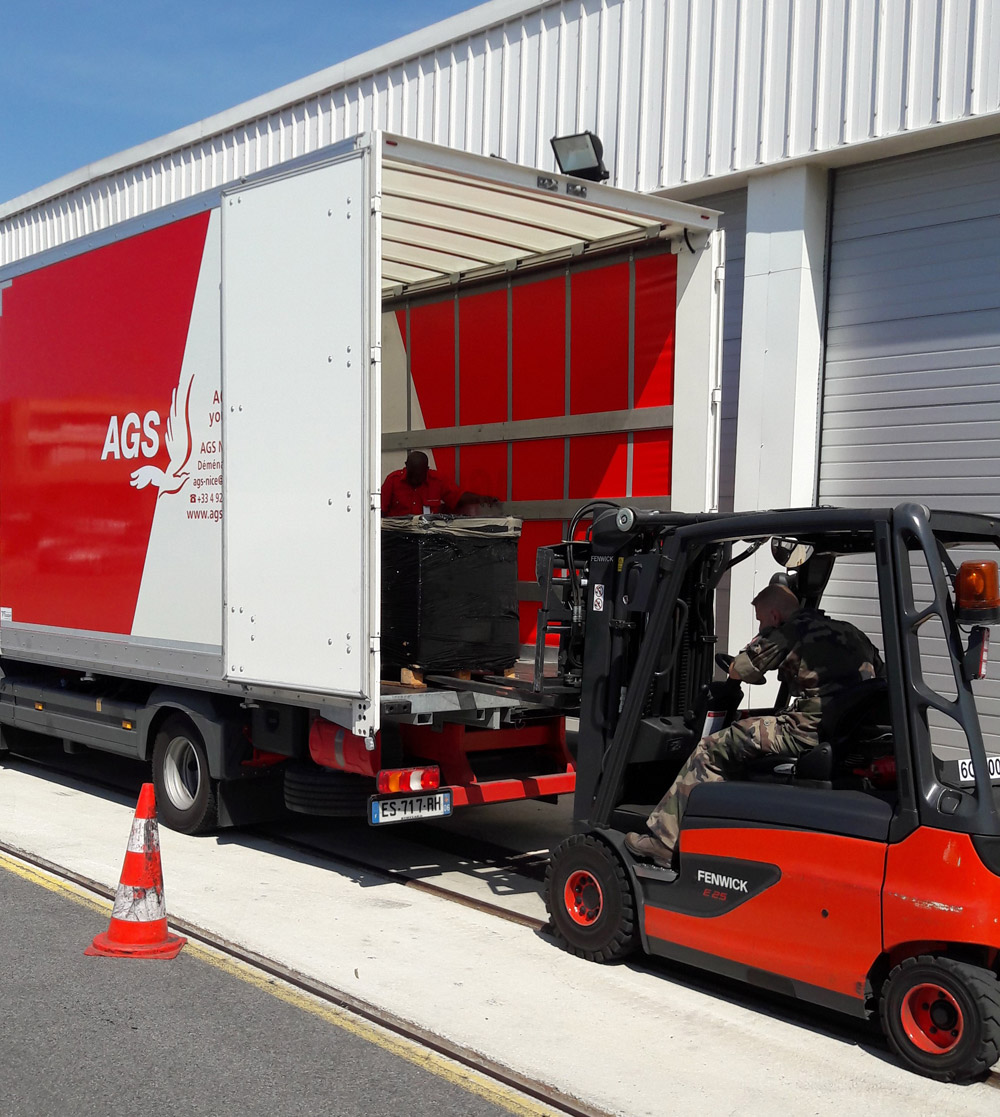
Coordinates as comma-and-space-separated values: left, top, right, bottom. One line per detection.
955, 560, 1000, 623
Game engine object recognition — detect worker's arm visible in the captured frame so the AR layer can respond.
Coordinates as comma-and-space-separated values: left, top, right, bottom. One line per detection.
729, 624, 795, 685
380, 473, 396, 515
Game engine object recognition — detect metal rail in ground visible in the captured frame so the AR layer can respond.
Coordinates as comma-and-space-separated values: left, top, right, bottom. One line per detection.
2, 749, 550, 929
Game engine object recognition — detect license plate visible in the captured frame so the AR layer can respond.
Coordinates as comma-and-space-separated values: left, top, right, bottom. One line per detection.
369, 790, 453, 825
941, 755, 1000, 786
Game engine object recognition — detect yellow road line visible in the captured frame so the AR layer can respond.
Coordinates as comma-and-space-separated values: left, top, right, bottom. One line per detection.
0, 850, 560, 1117
0, 850, 111, 914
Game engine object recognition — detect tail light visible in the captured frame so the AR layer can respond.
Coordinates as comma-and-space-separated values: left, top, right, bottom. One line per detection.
376, 766, 441, 794
955, 561, 1000, 624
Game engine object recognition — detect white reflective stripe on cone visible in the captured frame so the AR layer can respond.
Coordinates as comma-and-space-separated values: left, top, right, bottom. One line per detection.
110, 884, 166, 922
127, 817, 160, 853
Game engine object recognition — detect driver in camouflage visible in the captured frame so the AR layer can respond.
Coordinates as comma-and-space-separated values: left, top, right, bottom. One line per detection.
626, 583, 885, 869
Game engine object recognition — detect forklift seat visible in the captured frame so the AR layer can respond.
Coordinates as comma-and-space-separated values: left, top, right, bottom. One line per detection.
818, 677, 890, 741
794, 678, 892, 787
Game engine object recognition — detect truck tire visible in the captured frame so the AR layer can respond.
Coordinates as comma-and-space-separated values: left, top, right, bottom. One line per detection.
545, 834, 638, 963
283, 763, 371, 817
880, 955, 1000, 1082
152, 715, 218, 835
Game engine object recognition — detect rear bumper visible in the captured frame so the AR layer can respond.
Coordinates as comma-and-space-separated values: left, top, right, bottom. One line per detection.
446, 771, 576, 807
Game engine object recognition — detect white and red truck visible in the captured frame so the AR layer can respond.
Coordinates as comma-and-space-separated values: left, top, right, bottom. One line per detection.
0, 132, 723, 832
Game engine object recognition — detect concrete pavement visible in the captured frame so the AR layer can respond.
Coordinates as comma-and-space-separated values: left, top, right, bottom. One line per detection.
0, 760, 997, 1116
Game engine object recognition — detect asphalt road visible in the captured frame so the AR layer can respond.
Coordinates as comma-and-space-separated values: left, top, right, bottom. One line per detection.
0, 861, 546, 1117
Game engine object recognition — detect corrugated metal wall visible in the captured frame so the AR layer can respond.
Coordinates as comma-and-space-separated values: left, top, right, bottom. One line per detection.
819, 136, 1000, 760
5, 0, 1000, 267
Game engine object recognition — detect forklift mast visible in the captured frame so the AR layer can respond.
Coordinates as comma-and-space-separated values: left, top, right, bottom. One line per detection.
535, 506, 727, 825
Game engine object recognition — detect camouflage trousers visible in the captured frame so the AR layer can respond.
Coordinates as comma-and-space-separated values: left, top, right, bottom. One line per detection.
646, 712, 820, 855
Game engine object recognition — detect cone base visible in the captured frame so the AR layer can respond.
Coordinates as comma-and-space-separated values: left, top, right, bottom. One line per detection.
85, 930, 187, 959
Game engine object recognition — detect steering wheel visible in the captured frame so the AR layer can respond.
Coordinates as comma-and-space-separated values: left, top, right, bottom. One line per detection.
715, 652, 734, 673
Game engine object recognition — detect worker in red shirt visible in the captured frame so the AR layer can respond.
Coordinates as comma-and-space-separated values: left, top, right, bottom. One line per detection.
381, 451, 495, 516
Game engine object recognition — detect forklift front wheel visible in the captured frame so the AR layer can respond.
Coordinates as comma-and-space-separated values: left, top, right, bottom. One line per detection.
545, 835, 638, 963
880, 955, 1000, 1082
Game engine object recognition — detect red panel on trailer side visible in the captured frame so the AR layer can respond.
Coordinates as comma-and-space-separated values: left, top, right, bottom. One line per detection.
632, 429, 673, 497
568, 432, 628, 498
512, 274, 565, 421
0, 211, 211, 634
459, 441, 508, 501
634, 251, 677, 408
408, 299, 456, 429
569, 262, 629, 416
459, 288, 507, 425
512, 438, 564, 501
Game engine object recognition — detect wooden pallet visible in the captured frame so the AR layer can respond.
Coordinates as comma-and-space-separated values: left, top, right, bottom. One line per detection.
394, 665, 516, 688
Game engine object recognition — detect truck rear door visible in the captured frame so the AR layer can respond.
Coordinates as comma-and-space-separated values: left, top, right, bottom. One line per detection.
221, 145, 380, 736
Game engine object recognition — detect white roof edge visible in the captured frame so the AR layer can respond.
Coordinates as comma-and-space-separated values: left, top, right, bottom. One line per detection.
381, 133, 721, 231
0, 0, 556, 221
657, 110, 1000, 202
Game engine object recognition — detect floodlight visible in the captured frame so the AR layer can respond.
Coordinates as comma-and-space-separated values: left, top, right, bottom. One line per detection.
550, 131, 609, 183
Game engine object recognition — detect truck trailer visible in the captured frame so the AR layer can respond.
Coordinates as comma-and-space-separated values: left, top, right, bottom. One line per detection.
0, 132, 723, 833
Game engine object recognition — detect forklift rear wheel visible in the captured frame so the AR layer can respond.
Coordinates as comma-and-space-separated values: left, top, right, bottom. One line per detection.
880, 955, 1000, 1082
152, 715, 218, 835
545, 835, 638, 963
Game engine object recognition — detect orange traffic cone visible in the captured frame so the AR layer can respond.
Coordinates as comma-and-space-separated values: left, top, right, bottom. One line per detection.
85, 783, 186, 959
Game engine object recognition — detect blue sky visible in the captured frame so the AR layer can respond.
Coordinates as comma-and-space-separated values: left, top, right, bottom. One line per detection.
1, 0, 477, 205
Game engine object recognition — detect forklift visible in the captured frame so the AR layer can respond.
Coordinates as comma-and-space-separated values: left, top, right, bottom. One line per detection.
535, 501, 1000, 1083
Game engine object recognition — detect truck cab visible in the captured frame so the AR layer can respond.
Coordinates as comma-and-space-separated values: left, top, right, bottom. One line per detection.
541, 501, 1000, 1083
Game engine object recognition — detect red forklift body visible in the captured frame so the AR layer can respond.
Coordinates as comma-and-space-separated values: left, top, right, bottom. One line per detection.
543, 502, 1000, 1082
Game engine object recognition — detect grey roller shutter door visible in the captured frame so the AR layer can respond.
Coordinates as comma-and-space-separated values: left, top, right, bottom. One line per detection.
819, 138, 1000, 758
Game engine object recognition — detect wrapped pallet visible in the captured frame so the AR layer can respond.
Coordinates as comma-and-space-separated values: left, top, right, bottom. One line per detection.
381, 516, 521, 673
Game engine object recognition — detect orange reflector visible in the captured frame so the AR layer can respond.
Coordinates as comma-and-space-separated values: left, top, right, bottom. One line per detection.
376, 766, 441, 794
956, 561, 1000, 622
34, 702, 43, 711
121, 720, 133, 730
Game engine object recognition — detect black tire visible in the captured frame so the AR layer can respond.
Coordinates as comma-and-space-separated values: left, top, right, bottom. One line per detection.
283, 763, 372, 817
151, 715, 218, 835
545, 834, 638, 963
880, 955, 1000, 1082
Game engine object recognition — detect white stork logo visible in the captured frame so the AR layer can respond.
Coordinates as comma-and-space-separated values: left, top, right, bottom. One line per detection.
128, 375, 194, 497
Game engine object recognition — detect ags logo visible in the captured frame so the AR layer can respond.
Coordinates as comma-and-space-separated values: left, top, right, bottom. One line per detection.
101, 411, 161, 460
101, 375, 195, 497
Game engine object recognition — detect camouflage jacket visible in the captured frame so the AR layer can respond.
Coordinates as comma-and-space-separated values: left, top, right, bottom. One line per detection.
731, 608, 885, 715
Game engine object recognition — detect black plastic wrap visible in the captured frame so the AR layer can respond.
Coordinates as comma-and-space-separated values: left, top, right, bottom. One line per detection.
381, 516, 521, 672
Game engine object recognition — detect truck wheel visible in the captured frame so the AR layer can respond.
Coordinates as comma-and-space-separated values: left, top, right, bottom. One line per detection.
880, 955, 1000, 1082
152, 715, 218, 835
545, 834, 638, 963
283, 762, 371, 817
